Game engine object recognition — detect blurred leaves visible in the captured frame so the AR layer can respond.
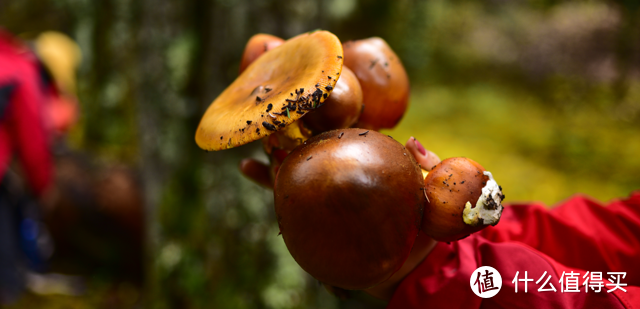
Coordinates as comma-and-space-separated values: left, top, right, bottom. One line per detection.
388, 82, 640, 205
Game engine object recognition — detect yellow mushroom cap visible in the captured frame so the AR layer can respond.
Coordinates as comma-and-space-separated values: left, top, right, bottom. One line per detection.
195, 31, 344, 151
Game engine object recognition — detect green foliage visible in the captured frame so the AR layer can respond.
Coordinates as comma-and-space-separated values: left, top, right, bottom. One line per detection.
387, 82, 640, 206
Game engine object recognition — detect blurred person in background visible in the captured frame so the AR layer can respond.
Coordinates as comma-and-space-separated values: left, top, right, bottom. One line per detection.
0, 28, 56, 304
32, 30, 144, 303
33, 31, 81, 143
0, 27, 142, 304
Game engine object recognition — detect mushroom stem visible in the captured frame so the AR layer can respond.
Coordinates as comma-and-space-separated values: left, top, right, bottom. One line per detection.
462, 171, 504, 227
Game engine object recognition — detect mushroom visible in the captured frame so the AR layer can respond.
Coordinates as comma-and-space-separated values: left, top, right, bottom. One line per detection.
422, 157, 505, 242
343, 37, 410, 130
274, 129, 426, 290
195, 31, 344, 151
239, 33, 284, 74
301, 66, 363, 134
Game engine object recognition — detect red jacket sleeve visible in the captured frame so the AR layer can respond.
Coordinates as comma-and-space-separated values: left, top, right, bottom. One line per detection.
0, 34, 53, 196
479, 192, 640, 285
6, 70, 53, 195
388, 192, 640, 308
388, 237, 640, 309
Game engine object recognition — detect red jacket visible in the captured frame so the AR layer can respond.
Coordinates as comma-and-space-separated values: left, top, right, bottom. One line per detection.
0, 30, 53, 195
388, 192, 640, 308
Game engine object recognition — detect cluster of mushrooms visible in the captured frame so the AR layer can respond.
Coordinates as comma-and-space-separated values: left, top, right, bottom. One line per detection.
195, 31, 505, 291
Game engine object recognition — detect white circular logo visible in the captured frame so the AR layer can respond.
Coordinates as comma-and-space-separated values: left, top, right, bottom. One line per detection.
470, 266, 502, 298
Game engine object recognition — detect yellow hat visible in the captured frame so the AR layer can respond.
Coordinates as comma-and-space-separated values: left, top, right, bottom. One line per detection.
34, 31, 82, 96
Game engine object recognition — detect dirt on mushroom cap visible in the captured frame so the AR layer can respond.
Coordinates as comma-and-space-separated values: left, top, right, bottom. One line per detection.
195, 30, 344, 151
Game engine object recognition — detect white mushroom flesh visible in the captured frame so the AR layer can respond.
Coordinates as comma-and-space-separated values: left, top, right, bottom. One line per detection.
462, 171, 503, 227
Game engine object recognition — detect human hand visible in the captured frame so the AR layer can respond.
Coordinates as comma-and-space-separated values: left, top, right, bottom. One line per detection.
239, 158, 272, 188
404, 136, 441, 172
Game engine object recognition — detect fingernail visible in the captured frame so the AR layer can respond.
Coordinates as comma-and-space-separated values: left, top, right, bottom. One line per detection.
414, 138, 426, 156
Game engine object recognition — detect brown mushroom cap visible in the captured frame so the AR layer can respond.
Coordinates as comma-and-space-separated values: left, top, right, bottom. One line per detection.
239, 33, 284, 74
302, 66, 363, 134
422, 157, 490, 242
343, 37, 410, 130
274, 129, 425, 290
196, 31, 344, 151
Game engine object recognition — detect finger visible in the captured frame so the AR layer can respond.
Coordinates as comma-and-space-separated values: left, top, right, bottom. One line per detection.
405, 136, 441, 171
264, 40, 284, 51
239, 158, 273, 189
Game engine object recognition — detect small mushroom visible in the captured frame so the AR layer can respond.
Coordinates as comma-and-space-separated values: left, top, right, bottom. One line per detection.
274, 129, 425, 290
422, 157, 504, 242
239, 33, 285, 74
195, 31, 343, 151
343, 37, 410, 130
302, 66, 363, 134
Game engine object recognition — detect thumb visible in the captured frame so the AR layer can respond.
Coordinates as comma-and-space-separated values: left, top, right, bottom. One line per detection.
405, 137, 441, 171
